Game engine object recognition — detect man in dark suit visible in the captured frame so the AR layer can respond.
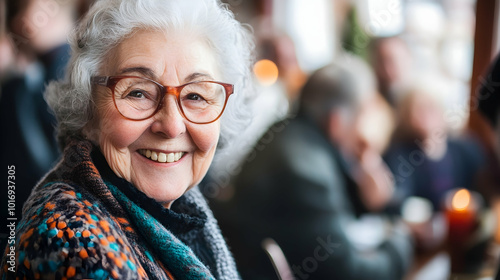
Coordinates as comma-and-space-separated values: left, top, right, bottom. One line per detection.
221, 56, 413, 279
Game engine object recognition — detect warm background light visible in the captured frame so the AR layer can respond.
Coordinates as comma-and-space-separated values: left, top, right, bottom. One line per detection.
452, 189, 471, 211
253, 59, 279, 86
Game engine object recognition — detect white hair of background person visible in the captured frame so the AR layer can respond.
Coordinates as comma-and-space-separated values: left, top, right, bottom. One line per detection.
299, 52, 378, 124
45, 0, 254, 149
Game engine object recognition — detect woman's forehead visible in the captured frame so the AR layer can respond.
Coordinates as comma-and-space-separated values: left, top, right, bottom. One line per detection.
103, 30, 219, 83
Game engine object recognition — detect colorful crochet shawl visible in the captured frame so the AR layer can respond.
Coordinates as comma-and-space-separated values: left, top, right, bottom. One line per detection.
1, 138, 240, 280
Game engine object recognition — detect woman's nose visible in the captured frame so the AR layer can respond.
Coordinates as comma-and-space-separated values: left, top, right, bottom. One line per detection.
150, 94, 186, 138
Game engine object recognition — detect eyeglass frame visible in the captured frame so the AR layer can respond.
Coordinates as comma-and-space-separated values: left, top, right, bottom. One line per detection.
91, 75, 234, 124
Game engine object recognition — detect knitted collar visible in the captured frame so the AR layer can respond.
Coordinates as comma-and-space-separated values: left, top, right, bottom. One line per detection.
104, 182, 214, 280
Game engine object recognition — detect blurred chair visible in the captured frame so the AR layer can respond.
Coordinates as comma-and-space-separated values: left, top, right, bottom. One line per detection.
261, 238, 294, 280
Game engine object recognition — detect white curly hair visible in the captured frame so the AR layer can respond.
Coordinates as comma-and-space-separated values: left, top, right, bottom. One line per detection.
45, 0, 254, 149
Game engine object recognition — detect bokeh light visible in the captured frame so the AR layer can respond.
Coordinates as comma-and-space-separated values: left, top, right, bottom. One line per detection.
253, 59, 279, 86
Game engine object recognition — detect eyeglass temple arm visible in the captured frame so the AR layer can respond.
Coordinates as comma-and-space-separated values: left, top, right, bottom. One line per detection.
91, 76, 109, 86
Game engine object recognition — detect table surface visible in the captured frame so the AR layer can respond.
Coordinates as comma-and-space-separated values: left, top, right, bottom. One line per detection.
405, 242, 500, 280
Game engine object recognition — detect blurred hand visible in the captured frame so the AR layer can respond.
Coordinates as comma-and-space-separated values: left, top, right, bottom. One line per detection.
352, 147, 395, 212
405, 213, 447, 252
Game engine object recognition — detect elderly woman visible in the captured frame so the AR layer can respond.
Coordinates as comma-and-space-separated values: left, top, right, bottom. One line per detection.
1, 0, 252, 279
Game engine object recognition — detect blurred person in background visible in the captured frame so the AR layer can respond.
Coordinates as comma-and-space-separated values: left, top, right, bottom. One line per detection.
0, 0, 81, 250
370, 36, 414, 107
219, 55, 413, 280
0, 0, 14, 81
259, 33, 307, 104
384, 79, 485, 214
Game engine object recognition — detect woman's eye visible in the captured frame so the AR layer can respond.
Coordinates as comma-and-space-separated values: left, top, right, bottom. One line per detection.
126, 90, 147, 99
186, 93, 206, 101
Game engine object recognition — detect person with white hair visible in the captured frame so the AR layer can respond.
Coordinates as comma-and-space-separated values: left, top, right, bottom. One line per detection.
384, 78, 485, 213
0, 0, 253, 279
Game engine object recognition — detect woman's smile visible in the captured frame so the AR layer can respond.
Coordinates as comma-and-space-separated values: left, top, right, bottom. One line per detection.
138, 149, 186, 163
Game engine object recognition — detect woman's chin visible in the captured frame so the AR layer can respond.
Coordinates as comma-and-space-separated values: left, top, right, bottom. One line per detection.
132, 176, 190, 206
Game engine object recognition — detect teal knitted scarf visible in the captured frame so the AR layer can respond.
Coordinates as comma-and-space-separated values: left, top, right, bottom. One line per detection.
105, 182, 214, 280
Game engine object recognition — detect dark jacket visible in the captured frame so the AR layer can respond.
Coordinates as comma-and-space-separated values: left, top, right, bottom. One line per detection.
1, 138, 240, 280
384, 137, 484, 212
219, 114, 413, 280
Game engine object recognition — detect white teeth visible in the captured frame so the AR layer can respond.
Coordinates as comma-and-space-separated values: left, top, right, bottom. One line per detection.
165, 153, 172, 163
141, 149, 184, 163
158, 152, 167, 163
151, 151, 158, 161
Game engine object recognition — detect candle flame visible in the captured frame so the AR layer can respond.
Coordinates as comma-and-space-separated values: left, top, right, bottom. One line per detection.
452, 189, 471, 211
254, 59, 279, 86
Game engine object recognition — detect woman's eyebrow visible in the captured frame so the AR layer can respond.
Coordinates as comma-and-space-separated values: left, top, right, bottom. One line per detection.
118, 67, 157, 80
116, 68, 214, 83
185, 72, 214, 82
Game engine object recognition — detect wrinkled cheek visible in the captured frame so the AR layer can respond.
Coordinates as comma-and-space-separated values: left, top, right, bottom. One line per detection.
192, 121, 220, 153
98, 109, 119, 137
193, 134, 218, 170
191, 124, 220, 184
98, 108, 139, 149
96, 107, 134, 180
190, 146, 217, 187
198, 133, 219, 154
100, 133, 132, 180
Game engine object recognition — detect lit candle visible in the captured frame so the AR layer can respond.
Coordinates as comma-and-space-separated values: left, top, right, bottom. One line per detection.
445, 188, 482, 273
445, 188, 477, 244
